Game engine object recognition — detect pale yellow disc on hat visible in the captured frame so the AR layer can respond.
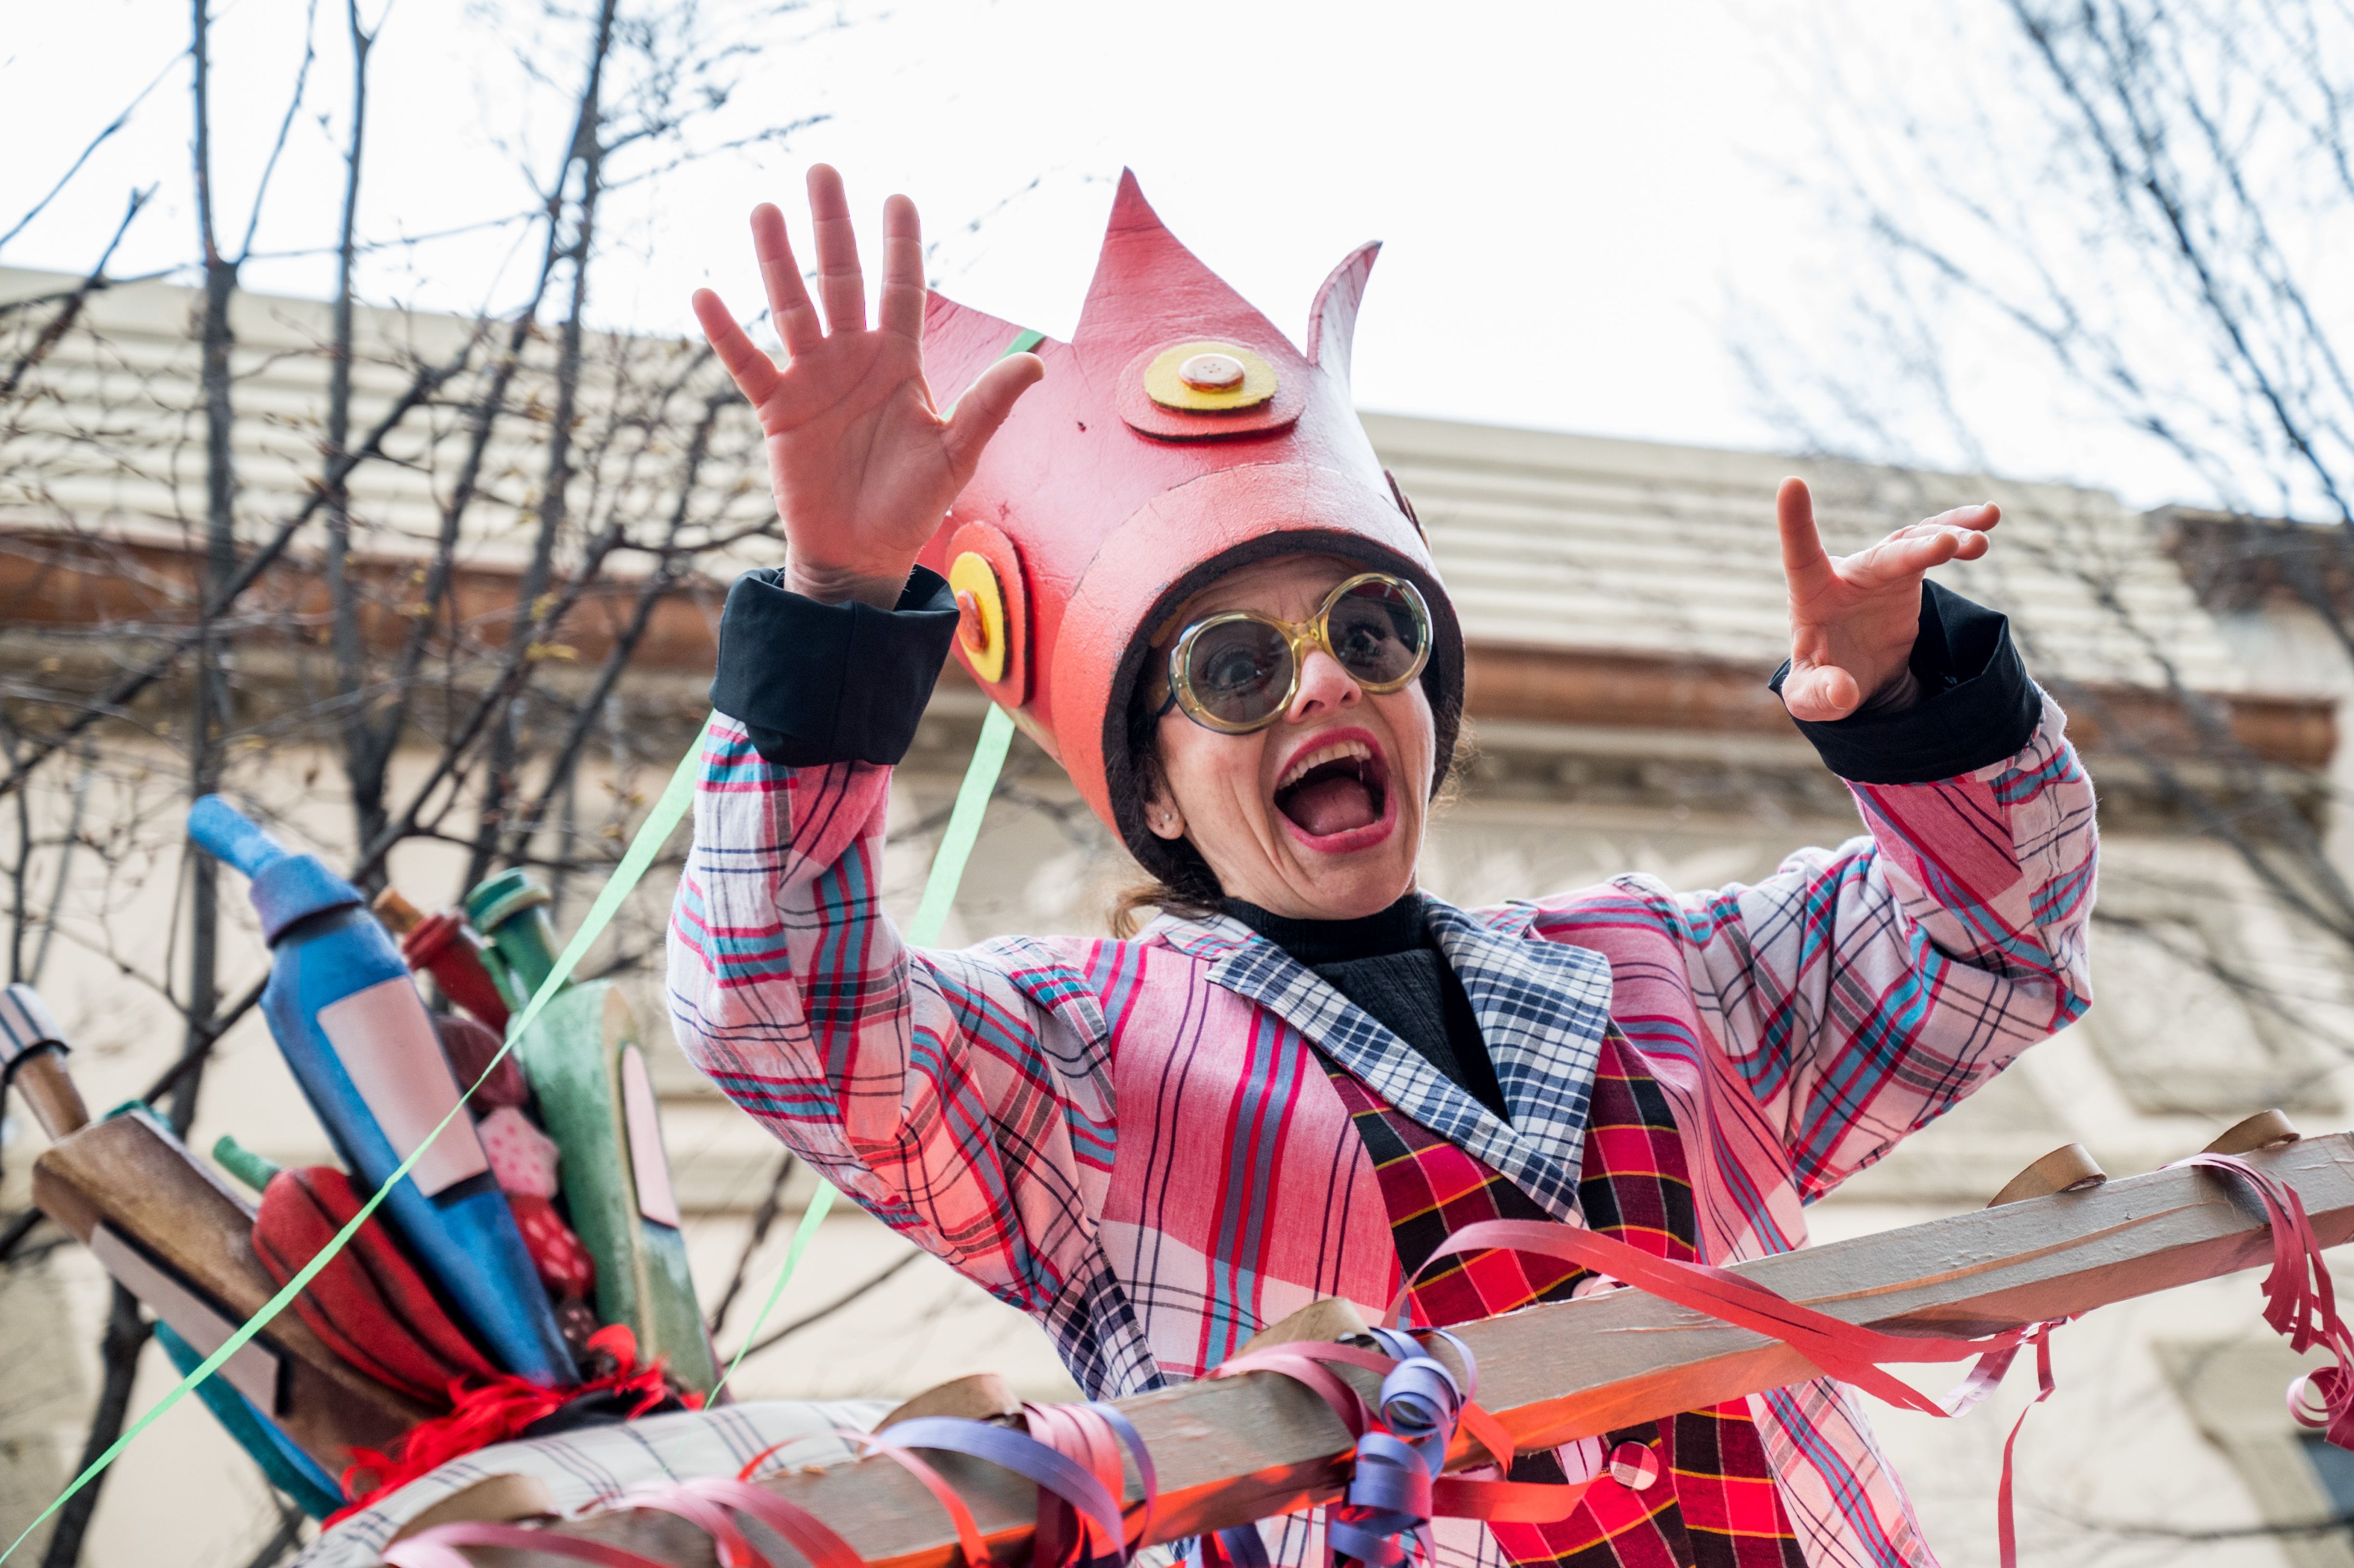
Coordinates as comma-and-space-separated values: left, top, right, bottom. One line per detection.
1144, 341, 1278, 412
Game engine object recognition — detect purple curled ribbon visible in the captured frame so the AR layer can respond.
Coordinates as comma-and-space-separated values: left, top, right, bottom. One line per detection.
1192, 1328, 1485, 1568
891, 1401, 1155, 1568
1322, 1328, 1469, 1568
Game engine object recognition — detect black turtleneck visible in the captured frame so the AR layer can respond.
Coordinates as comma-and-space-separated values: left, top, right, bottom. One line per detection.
1220, 894, 1510, 1122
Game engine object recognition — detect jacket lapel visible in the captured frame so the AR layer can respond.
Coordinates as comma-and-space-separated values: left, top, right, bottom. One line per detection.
1173, 901, 1612, 1222
1424, 901, 1614, 1209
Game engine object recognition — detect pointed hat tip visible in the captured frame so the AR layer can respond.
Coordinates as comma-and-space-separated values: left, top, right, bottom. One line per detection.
1108, 166, 1161, 232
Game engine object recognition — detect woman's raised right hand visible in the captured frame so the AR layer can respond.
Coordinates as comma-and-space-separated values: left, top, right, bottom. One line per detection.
692, 166, 1044, 608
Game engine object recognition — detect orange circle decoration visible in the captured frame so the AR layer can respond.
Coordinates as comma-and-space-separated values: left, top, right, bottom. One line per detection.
945, 521, 1028, 704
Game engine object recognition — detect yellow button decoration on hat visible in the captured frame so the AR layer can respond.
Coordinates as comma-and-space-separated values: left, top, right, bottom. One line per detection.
949, 550, 1008, 683
1144, 340, 1277, 412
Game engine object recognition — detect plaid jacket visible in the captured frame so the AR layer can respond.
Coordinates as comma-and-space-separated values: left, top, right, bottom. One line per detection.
666, 692, 2097, 1568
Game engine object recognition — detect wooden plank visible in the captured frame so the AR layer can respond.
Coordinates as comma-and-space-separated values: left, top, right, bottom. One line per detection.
34, 1110, 430, 1468
430, 1132, 2354, 1568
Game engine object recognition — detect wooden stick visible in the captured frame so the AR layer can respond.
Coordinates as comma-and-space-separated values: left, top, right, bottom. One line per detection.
454, 1130, 2354, 1568
7, 1052, 88, 1142
1, 981, 90, 1140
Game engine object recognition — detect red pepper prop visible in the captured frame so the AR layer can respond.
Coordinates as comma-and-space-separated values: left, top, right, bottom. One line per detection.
376, 888, 514, 1031
252, 1165, 503, 1407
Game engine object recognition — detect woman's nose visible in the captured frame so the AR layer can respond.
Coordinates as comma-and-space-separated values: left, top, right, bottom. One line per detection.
1288, 648, 1363, 720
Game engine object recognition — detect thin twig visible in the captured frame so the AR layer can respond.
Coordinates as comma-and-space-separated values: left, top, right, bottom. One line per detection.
737, 1250, 926, 1363
0, 46, 185, 255
0, 188, 153, 402
0, 1207, 46, 1263
236, 1494, 308, 1568
708, 1154, 797, 1338
38, 1284, 151, 1568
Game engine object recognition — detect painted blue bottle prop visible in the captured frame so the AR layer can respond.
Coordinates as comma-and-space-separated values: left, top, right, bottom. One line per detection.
187, 796, 576, 1386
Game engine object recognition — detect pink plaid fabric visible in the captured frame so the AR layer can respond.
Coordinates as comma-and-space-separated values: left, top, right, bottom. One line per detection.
1323, 1031, 1803, 1566
666, 693, 2097, 1568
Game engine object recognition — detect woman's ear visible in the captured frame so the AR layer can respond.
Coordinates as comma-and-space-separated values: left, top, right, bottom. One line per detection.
1142, 763, 1186, 841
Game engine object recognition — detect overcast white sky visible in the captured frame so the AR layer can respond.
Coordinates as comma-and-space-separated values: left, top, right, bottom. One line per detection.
0, 1, 2192, 504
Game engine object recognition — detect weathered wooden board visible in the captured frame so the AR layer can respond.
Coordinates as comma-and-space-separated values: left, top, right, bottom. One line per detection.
34, 1110, 430, 1468
428, 1132, 2354, 1568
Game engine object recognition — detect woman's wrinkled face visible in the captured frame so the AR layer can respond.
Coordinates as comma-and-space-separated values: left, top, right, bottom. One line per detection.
1142, 554, 1435, 920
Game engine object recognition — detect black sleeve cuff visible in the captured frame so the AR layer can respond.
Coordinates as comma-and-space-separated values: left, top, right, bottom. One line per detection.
710, 565, 959, 767
1768, 580, 2042, 785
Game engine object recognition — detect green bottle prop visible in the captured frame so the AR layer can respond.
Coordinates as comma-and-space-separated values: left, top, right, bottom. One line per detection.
465, 869, 716, 1392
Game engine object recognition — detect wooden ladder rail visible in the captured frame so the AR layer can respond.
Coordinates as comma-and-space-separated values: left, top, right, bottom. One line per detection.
430, 1131, 2354, 1567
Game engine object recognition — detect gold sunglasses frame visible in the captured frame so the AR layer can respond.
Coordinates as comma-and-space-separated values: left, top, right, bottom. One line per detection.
1153, 572, 1434, 736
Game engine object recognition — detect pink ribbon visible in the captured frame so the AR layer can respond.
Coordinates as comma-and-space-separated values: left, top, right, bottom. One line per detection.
831, 1427, 992, 1568
383, 1472, 864, 1568
1390, 1219, 2038, 1416
2170, 1152, 2354, 1448
1385, 1218, 2072, 1564
1991, 1321, 2058, 1568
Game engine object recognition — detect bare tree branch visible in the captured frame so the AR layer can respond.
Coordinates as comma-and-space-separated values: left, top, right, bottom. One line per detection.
0, 45, 187, 255
0, 188, 152, 402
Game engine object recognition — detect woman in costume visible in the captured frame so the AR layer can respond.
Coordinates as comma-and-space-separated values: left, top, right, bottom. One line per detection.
669, 165, 2098, 1568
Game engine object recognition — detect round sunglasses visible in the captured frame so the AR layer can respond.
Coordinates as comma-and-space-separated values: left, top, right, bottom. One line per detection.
1150, 572, 1434, 735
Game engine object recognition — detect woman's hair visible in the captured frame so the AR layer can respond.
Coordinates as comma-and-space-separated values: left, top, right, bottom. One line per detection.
1104, 692, 1475, 939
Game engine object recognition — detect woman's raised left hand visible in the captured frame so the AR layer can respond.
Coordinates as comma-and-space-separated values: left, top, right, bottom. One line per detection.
691, 167, 1043, 609
1775, 477, 1999, 722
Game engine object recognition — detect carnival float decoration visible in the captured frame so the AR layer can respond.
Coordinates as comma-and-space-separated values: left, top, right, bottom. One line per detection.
186, 796, 577, 1386
465, 868, 717, 1394
3, 801, 722, 1534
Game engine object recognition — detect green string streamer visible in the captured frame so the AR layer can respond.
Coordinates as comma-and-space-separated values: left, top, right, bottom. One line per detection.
2, 713, 715, 1564
5, 327, 1042, 1560
709, 1180, 836, 1400
909, 704, 1016, 946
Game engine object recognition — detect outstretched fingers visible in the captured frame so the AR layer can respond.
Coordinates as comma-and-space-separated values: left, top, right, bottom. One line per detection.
807, 164, 867, 335
691, 288, 779, 405
941, 351, 1045, 482
749, 203, 823, 357
1775, 477, 1835, 597
1844, 504, 2000, 587
879, 193, 925, 343
1923, 500, 2002, 534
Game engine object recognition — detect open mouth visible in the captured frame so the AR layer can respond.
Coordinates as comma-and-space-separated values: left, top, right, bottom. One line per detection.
1273, 731, 1392, 845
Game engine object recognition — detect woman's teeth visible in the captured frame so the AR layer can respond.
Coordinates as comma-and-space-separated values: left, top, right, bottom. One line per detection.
1277, 738, 1374, 791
